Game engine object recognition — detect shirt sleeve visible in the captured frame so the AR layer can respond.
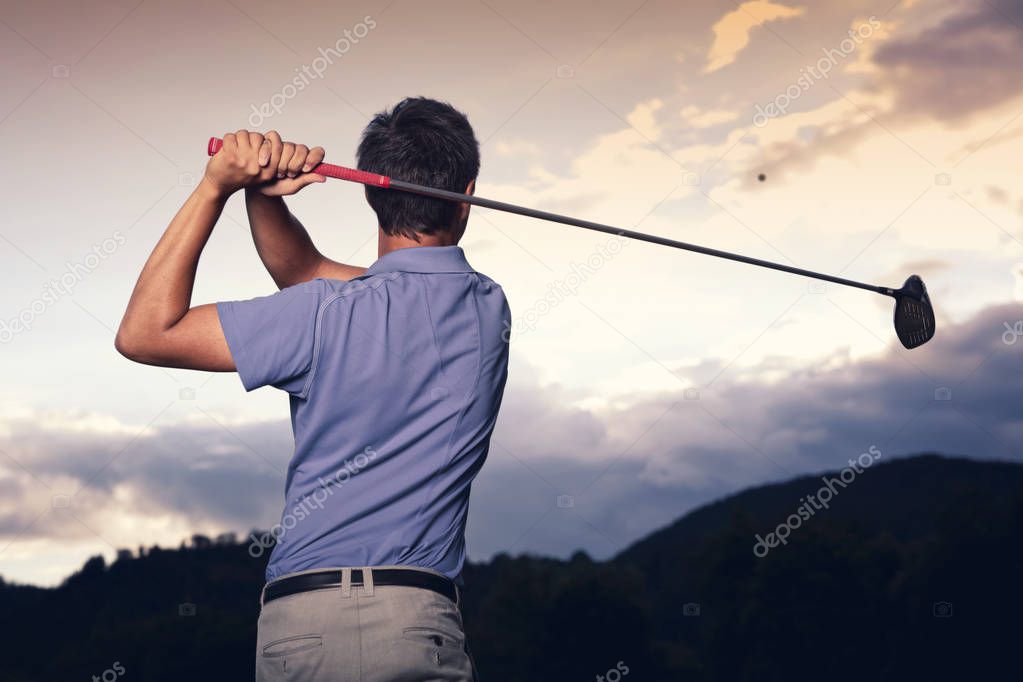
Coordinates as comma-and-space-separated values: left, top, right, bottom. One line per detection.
216, 279, 333, 395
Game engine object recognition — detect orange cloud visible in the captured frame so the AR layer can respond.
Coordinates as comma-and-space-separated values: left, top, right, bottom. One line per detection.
705, 1, 806, 73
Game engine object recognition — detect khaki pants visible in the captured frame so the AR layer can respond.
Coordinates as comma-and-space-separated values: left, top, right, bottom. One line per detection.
256, 566, 477, 681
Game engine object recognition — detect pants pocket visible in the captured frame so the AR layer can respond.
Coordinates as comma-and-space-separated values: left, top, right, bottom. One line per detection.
262, 634, 323, 657
385, 627, 472, 681
402, 626, 464, 650
257, 634, 325, 681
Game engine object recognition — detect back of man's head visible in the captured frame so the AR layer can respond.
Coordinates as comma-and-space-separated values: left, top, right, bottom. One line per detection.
357, 97, 480, 240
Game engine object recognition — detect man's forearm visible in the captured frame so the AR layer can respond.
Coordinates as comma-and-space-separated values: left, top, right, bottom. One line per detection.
245, 190, 366, 288
118, 179, 225, 340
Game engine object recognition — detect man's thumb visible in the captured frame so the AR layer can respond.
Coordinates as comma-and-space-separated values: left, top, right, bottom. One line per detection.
298, 174, 326, 189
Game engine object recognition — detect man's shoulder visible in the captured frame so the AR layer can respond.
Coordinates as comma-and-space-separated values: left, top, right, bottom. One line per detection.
307, 269, 507, 309
473, 270, 503, 288
304, 273, 400, 299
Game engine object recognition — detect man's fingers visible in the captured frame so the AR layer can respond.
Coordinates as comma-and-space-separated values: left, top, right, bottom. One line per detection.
258, 173, 326, 197
304, 146, 325, 172
280, 173, 326, 194
287, 144, 309, 177
221, 133, 237, 154
277, 142, 296, 179
257, 139, 272, 166
298, 173, 326, 188
247, 131, 266, 166
262, 131, 284, 181
234, 129, 251, 154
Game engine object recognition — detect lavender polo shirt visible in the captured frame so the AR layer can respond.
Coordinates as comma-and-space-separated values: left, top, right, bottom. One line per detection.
217, 246, 510, 583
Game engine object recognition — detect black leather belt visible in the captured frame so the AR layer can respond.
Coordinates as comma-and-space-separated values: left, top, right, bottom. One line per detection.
262, 568, 458, 605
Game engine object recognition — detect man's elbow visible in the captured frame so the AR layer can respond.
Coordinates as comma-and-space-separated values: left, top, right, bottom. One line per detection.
114, 327, 139, 361
114, 325, 154, 363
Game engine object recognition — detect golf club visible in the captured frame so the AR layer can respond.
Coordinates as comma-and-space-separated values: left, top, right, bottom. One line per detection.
208, 137, 936, 349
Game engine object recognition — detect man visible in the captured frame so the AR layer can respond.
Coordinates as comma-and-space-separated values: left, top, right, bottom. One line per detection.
116, 97, 509, 681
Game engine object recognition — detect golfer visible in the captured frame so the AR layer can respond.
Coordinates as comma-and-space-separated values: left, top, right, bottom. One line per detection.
116, 97, 509, 680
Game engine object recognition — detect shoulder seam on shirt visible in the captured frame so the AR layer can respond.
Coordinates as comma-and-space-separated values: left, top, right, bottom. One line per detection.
296, 272, 403, 400
443, 274, 485, 448
419, 274, 449, 381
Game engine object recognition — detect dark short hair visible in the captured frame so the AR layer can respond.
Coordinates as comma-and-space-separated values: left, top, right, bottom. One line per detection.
357, 97, 480, 239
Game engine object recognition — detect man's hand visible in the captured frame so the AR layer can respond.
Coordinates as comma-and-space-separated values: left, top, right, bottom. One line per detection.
203, 130, 326, 198
203, 129, 274, 197
255, 131, 327, 197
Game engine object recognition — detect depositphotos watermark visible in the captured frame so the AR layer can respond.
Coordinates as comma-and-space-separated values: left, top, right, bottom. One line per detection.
753, 17, 881, 128
249, 446, 378, 557
502, 234, 627, 342
248, 16, 377, 126
1, 231, 126, 344
91, 661, 125, 682
753, 446, 881, 557
595, 660, 630, 682
1003, 321, 1023, 345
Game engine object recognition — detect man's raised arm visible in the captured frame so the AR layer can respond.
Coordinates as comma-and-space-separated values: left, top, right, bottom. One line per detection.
244, 130, 366, 289
115, 132, 271, 369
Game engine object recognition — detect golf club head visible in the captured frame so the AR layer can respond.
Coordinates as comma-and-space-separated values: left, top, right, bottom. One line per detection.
893, 275, 935, 349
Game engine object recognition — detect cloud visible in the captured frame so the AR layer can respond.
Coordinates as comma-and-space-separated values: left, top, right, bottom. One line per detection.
2, 300, 1020, 584
681, 105, 740, 128
871, 1, 1023, 121
0, 414, 292, 546
494, 139, 542, 158
625, 98, 665, 141
727, 1, 1023, 190
705, 1, 806, 73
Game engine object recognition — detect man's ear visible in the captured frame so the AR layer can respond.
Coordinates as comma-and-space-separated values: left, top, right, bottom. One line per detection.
457, 179, 476, 223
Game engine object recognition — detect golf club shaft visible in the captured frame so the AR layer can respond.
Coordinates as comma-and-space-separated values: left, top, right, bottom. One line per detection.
208, 137, 892, 297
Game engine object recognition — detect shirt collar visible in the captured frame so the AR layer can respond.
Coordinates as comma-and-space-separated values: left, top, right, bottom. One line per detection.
365, 246, 475, 276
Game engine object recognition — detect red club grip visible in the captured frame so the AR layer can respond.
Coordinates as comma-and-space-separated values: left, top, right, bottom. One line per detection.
206, 137, 390, 188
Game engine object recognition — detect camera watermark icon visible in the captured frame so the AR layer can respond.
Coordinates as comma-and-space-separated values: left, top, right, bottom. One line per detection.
683, 387, 700, 401
556, 494, 574, 509
1002, 321, 1023, 345
178, 602, 197, 616
807, 280, 827, 294
178, 171, 196, 187
934, 173, 952, 186
595, 660, 630, 682
555, 64, 575, 79
430, 386, 449, 400
91, 661, 125, 682
934, 387, 952, 401
51, 64, 69, 78
51, 494, 70, 509
682, 602, 701, 616
179, 387, 196, 400
682, 171, 701, 186
932, 601, 953, 618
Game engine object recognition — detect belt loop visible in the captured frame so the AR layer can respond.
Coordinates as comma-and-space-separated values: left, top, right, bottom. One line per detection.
340, 568, 352, 598
259, 583, 267, 607
362, 566, 375, 597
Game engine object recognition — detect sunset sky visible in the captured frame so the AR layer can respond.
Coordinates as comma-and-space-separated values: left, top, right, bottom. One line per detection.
1, 0, 1021, 586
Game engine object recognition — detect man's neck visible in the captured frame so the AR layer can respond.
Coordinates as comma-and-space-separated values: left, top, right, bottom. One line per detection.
377, 229, 458, 258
